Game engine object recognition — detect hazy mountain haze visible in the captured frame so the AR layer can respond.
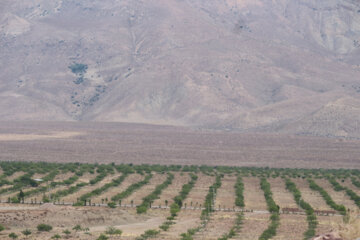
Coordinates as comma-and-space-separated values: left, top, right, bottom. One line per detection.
1, 0, 360, 137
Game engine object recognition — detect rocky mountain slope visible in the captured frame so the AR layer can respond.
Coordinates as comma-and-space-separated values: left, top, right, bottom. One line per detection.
1, 0, 360, 137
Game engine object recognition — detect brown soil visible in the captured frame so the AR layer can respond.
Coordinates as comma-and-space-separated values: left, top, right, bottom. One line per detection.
268, 177, 298, 209
243, 177, 267, 210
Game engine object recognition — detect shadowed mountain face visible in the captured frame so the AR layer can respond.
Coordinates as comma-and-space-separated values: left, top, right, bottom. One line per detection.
1, 0, 360, 137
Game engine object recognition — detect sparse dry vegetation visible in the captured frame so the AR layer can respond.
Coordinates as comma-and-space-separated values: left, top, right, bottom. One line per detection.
0, 162, 357, 239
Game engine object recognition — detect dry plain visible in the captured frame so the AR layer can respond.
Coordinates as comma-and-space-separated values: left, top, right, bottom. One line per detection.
0, 122, 359, 239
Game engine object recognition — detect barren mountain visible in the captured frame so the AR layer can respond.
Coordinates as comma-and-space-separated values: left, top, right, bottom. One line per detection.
1, 0, 360, 137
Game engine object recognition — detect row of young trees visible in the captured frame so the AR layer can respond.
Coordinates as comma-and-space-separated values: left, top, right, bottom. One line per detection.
111, 174, 153, 203
328, 177, 360, 209
1, 161, 360, 184
137, 173, 174, 214
78, 173, 129, 205
259, 178, 280, 240
285, 178, 317, 240
307, 179, 346, 215
160, 173, 198, 232
180, 174, 223, 240
234, 175, 245, 207
217, 212, 244, 240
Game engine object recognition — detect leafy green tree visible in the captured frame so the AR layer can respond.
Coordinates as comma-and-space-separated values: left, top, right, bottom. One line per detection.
37, 223, 52, 232
105, 226, 122, 235
97, 234, 109, 240
9, 233, 18, 239
63, 229, 71, 238
72, 225, 82, 231
18, 190, 25, 203
21, 229, 31, 237
107, 202, 116, 208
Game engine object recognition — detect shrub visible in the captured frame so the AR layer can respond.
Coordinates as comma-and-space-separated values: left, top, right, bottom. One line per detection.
9, 233, 18, 239
136, 205, 148, 214
107, 202, 116, 208
105, 226, 122, 235
97, 234, 109, 240
51, 234, 61, 239
137, 229, 160, 240
72, 225, 82, 231
21, 229, 32, 236
0, 224, 5, 232
170, 203, 180, 217
69, 63, 88, 74
37, 223, 52, 232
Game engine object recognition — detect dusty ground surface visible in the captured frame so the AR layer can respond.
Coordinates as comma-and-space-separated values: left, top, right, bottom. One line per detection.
215, 174, 237, 210
243, 177, 267, 210
269, 177, 298, 209
237, 212, 270, 240
1, 122, 360, 168
0, 172, 356, 239
273, 214, 308, 240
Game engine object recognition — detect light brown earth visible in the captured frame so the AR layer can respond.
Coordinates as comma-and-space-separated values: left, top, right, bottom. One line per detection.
194, 211, 237, 240
5, 171, 25, 182
1, 122, 360, 169
215, 175, 237, 210
243, 177, 267, 210
316, 215, 344, 236
0, 132, 84, 141
0, 174, 355, 239
268, 177, 298, 209
237, 213, 270, 240
273, 214, 308, 240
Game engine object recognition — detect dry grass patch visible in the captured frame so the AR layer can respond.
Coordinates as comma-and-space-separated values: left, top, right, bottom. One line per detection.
316, 215, 343, 236
0, 131, 84, 141
194, 211, 237, 240
215, 175, 237, 209
243, 177, 267, 210
272, 214, 307, 240
5, 171, 26, 182
237, 212, 269, 240
268, 177, 298, 209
